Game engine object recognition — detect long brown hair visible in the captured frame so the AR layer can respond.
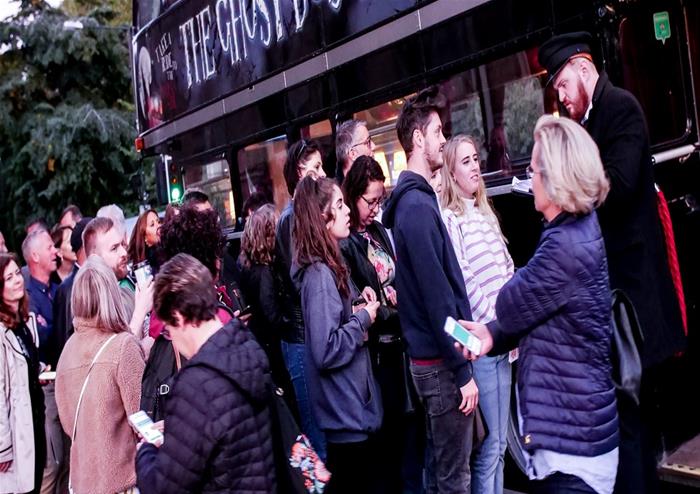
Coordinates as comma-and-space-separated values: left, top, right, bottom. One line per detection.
0, 253, 29, 328
293, 176, 350, 298
128, 209, 159, 264
239, 204, 279, 268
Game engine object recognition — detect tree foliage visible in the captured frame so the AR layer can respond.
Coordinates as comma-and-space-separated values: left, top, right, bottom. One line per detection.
0, 0, 144, 249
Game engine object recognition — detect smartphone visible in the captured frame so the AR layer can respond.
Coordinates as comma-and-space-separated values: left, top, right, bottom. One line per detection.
351, 296, 366, 307
444, 316, 482, 356
128, 410, 164, 444
134, 261, 153, 285
230, 287, 251, 316
38, 371, 56, 381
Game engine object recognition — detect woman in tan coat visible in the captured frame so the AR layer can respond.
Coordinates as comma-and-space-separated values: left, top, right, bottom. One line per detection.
1, 253, 45, 494
55, 256, 145, 494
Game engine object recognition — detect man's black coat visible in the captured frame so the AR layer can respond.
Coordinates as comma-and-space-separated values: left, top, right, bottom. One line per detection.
584, 72, 685, 368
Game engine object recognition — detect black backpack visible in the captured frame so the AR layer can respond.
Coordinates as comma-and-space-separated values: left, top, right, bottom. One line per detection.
140, 335, 185, 422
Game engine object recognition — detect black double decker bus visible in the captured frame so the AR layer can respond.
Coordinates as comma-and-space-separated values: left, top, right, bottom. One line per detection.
131, 0, 700, 488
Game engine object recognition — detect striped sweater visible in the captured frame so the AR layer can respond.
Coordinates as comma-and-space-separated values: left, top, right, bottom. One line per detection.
442, 199, 514, 323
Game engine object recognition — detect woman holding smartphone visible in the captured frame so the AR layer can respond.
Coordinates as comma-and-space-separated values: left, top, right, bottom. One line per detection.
290, 176, 382, 493
439, 134, 514, 494
1, 253, 45, 494
55, 256, 145, 494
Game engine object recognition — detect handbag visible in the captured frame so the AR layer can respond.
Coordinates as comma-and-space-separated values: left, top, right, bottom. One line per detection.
68, 334, 118, 494
267, 384, 330, 494
139, 336, 184, 421
610, 289, 644, 405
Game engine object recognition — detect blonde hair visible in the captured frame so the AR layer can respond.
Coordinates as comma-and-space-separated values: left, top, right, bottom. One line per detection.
71, 255, 130, 333
534, 115, 609, 214
440, 135, 504, 236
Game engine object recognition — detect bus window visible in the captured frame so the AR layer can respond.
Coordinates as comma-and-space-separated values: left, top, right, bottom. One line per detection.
182, 158, 236, 227
354, 99, 411, 187
442, 48, 546, 181
237, 136, 288, 214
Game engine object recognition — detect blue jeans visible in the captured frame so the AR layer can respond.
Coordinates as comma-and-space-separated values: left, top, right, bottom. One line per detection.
411, 363, 472, 494
281, 341, 327, 460
471, 354, 511, 494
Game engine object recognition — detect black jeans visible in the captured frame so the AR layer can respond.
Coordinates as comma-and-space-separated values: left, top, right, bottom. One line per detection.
410, 363, 473, 494
531, 472, 597, 494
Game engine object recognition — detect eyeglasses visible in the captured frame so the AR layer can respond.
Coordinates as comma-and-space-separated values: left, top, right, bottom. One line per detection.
351, 136, 373, 149
360, 194, 385, 210
526, 165, 541, 179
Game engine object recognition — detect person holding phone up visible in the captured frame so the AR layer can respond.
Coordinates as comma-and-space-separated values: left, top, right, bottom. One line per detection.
460, 116, 619, 494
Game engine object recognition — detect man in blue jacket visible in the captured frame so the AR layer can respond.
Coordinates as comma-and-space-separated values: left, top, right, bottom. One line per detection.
383, 86, 477, 493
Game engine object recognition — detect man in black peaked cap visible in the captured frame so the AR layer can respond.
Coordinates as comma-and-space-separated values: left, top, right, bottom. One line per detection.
539, 32, 686, 494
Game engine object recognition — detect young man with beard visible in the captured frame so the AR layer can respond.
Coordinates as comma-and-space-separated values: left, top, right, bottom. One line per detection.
382, 86, 477, 493
538, 32, 686, 494
83, 217, 154, 345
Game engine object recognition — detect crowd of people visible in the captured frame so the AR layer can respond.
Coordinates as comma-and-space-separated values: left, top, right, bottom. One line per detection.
0, 31, 686, 494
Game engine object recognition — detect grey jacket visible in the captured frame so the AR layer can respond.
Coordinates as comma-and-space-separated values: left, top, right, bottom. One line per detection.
291, 261, 382, 442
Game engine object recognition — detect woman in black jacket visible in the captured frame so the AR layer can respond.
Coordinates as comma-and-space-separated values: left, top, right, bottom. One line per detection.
238, 204, 294, 402
340, 156, 423, 494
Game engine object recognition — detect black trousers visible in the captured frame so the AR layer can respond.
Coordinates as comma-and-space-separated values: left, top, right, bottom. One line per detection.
326, 440, 374, 494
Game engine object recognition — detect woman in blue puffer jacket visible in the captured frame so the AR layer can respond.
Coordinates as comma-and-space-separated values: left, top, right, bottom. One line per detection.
462, 115, 618, 494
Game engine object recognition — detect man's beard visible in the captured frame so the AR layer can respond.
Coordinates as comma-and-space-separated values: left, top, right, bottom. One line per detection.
426, 148, 444, 172
568, 79, 590, 122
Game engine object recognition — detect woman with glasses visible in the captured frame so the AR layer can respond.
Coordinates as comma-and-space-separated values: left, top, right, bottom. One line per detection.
439, 135, 514, 494
462, 116, 618, 494
341, 155, 424, 493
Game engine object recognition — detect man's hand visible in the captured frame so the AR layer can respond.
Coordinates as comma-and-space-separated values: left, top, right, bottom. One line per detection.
457, 320, 494, 359
459, 378, 479, 415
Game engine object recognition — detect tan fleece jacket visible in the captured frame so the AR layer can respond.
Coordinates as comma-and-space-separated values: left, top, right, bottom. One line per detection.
55, 318, 145, 494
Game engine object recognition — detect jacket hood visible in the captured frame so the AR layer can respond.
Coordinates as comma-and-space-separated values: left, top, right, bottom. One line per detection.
382, 171, 436, 229
290, 258, 322, 293
188, 320, 270, 403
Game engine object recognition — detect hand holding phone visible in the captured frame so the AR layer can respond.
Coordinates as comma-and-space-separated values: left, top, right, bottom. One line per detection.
38, 371, 56, 381
444, 316, 482, 356
129, 411, 164, 446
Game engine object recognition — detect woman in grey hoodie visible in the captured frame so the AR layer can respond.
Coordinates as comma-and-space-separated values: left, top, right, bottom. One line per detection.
291, 176, 382, 494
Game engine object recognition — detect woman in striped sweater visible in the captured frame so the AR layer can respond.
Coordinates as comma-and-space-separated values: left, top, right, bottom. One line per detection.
440, 134, 514, 494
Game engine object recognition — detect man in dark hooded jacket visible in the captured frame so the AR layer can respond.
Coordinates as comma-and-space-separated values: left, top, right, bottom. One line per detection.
383, 86, 476, 493
136, 253, 276, 494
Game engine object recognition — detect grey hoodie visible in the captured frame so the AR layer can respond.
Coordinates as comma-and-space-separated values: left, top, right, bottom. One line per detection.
291, 261, 383, 442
